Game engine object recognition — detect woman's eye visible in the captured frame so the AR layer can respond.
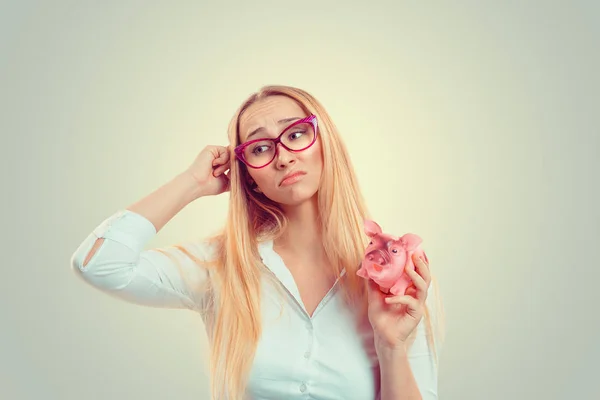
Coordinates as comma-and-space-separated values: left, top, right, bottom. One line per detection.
288, 131, 304, 140
252, 145, 269, 154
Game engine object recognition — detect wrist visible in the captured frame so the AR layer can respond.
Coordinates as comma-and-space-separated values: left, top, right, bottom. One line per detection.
175, 172, 205, 202
376, 341, 408, 362
377, 347, 409, 377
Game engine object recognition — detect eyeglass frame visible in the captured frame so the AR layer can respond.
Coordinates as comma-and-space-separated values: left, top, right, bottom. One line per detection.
234, 114, 319, 169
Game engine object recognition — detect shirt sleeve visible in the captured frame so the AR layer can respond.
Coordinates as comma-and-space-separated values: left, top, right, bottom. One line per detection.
70, 209, 213, 311
405, 280, 445, 400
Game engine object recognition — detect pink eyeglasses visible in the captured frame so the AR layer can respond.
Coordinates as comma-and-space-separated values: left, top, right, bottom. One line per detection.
234, 114, 318, 169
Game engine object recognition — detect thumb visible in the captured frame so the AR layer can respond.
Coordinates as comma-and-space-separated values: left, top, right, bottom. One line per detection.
366, 279, 385, 306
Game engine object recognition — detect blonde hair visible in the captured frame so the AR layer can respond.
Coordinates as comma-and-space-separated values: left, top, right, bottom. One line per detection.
161, 85, 445, 399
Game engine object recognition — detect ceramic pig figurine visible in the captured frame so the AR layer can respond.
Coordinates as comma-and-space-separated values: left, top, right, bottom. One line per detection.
357, 220, 427, 295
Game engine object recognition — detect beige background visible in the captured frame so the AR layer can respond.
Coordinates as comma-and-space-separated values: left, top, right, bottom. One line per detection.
1, 1, 599, 399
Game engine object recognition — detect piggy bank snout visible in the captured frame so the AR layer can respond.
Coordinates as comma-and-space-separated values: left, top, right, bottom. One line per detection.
366, 249, 389, 265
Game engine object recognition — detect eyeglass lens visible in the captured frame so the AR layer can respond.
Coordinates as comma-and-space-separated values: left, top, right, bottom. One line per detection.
243, 122, 315, 167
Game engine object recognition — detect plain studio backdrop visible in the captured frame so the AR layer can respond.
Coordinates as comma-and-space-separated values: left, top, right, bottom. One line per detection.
1, 1, 598, 399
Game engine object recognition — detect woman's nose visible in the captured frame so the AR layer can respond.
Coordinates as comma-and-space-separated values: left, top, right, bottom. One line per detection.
274, 143, 296, 168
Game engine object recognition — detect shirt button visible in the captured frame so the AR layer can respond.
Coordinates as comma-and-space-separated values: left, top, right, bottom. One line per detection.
299, 383, 307, 392
304, 351, 311, 358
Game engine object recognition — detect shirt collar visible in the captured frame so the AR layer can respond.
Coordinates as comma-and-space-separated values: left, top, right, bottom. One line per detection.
258, 239, 303, 302
258, 240, 347, 312
258, 239, 347, 277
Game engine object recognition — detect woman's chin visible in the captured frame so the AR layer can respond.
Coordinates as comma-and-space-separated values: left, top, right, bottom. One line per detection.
271, 187, 319, 207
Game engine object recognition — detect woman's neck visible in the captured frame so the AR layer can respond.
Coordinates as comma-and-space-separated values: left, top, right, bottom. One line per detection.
275, 195, 325, 260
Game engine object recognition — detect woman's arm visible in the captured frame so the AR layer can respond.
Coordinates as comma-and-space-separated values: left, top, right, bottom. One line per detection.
70, 172, 212, 310
379, 346, 423, 400
378, 282, 443, 400
124, 171, 203, 234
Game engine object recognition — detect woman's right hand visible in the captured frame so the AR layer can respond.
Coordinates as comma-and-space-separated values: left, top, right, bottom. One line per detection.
185, 145, 231, 198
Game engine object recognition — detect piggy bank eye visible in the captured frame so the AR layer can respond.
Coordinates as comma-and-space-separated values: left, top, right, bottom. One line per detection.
369, 241, 373, 245
391, 249, 398, 254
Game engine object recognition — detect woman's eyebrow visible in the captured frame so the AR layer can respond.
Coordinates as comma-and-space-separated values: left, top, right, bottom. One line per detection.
278, 117, 301, 124
245, 117, 302, 141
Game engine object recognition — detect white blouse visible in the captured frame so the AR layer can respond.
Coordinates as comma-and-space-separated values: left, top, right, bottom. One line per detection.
70, 209, 442, 399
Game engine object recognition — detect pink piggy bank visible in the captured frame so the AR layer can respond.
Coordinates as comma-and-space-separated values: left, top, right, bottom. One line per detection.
357, 220, 427, 295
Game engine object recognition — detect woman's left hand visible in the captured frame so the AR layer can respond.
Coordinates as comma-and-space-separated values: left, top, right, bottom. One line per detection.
367, 253, 431, 352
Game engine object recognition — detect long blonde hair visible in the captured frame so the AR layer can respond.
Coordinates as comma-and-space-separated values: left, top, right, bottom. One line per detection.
162, 85, 445, 400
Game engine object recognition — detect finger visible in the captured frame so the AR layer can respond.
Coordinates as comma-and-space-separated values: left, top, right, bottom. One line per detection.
214, 161, 231, 175
212, 146, 231, 165
384, 294, 419, 308
222, 146, 231, 159
212, 154, 229, 167
366, 279, 385, 306
366, 278, 377, 299
412, 253, 431, 285
212, 167, 225, 178
387, 295, 422, 319
384, 295, 421, 317
405, 284, 418, 298
213, 163, 230, 176
406, 268, 428, 300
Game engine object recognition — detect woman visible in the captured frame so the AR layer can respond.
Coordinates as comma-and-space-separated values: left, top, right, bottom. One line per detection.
71, 85, 446, 400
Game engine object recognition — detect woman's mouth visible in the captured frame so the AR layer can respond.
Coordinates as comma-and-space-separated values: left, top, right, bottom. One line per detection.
280, 171, 306, 186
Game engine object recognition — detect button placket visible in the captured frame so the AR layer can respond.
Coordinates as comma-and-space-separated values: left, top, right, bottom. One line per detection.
299, 382, 307, 393
298, 318, 314, 394
304, 331, 313, 360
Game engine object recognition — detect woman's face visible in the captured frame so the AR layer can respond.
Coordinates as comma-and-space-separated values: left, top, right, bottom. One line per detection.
238, 95, 323, 207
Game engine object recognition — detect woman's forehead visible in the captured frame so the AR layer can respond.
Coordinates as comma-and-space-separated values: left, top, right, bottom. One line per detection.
239, 96, 305, 137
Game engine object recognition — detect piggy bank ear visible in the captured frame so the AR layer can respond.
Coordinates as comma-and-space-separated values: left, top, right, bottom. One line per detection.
364, 220, 383, 237
399, 233, 423, 251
